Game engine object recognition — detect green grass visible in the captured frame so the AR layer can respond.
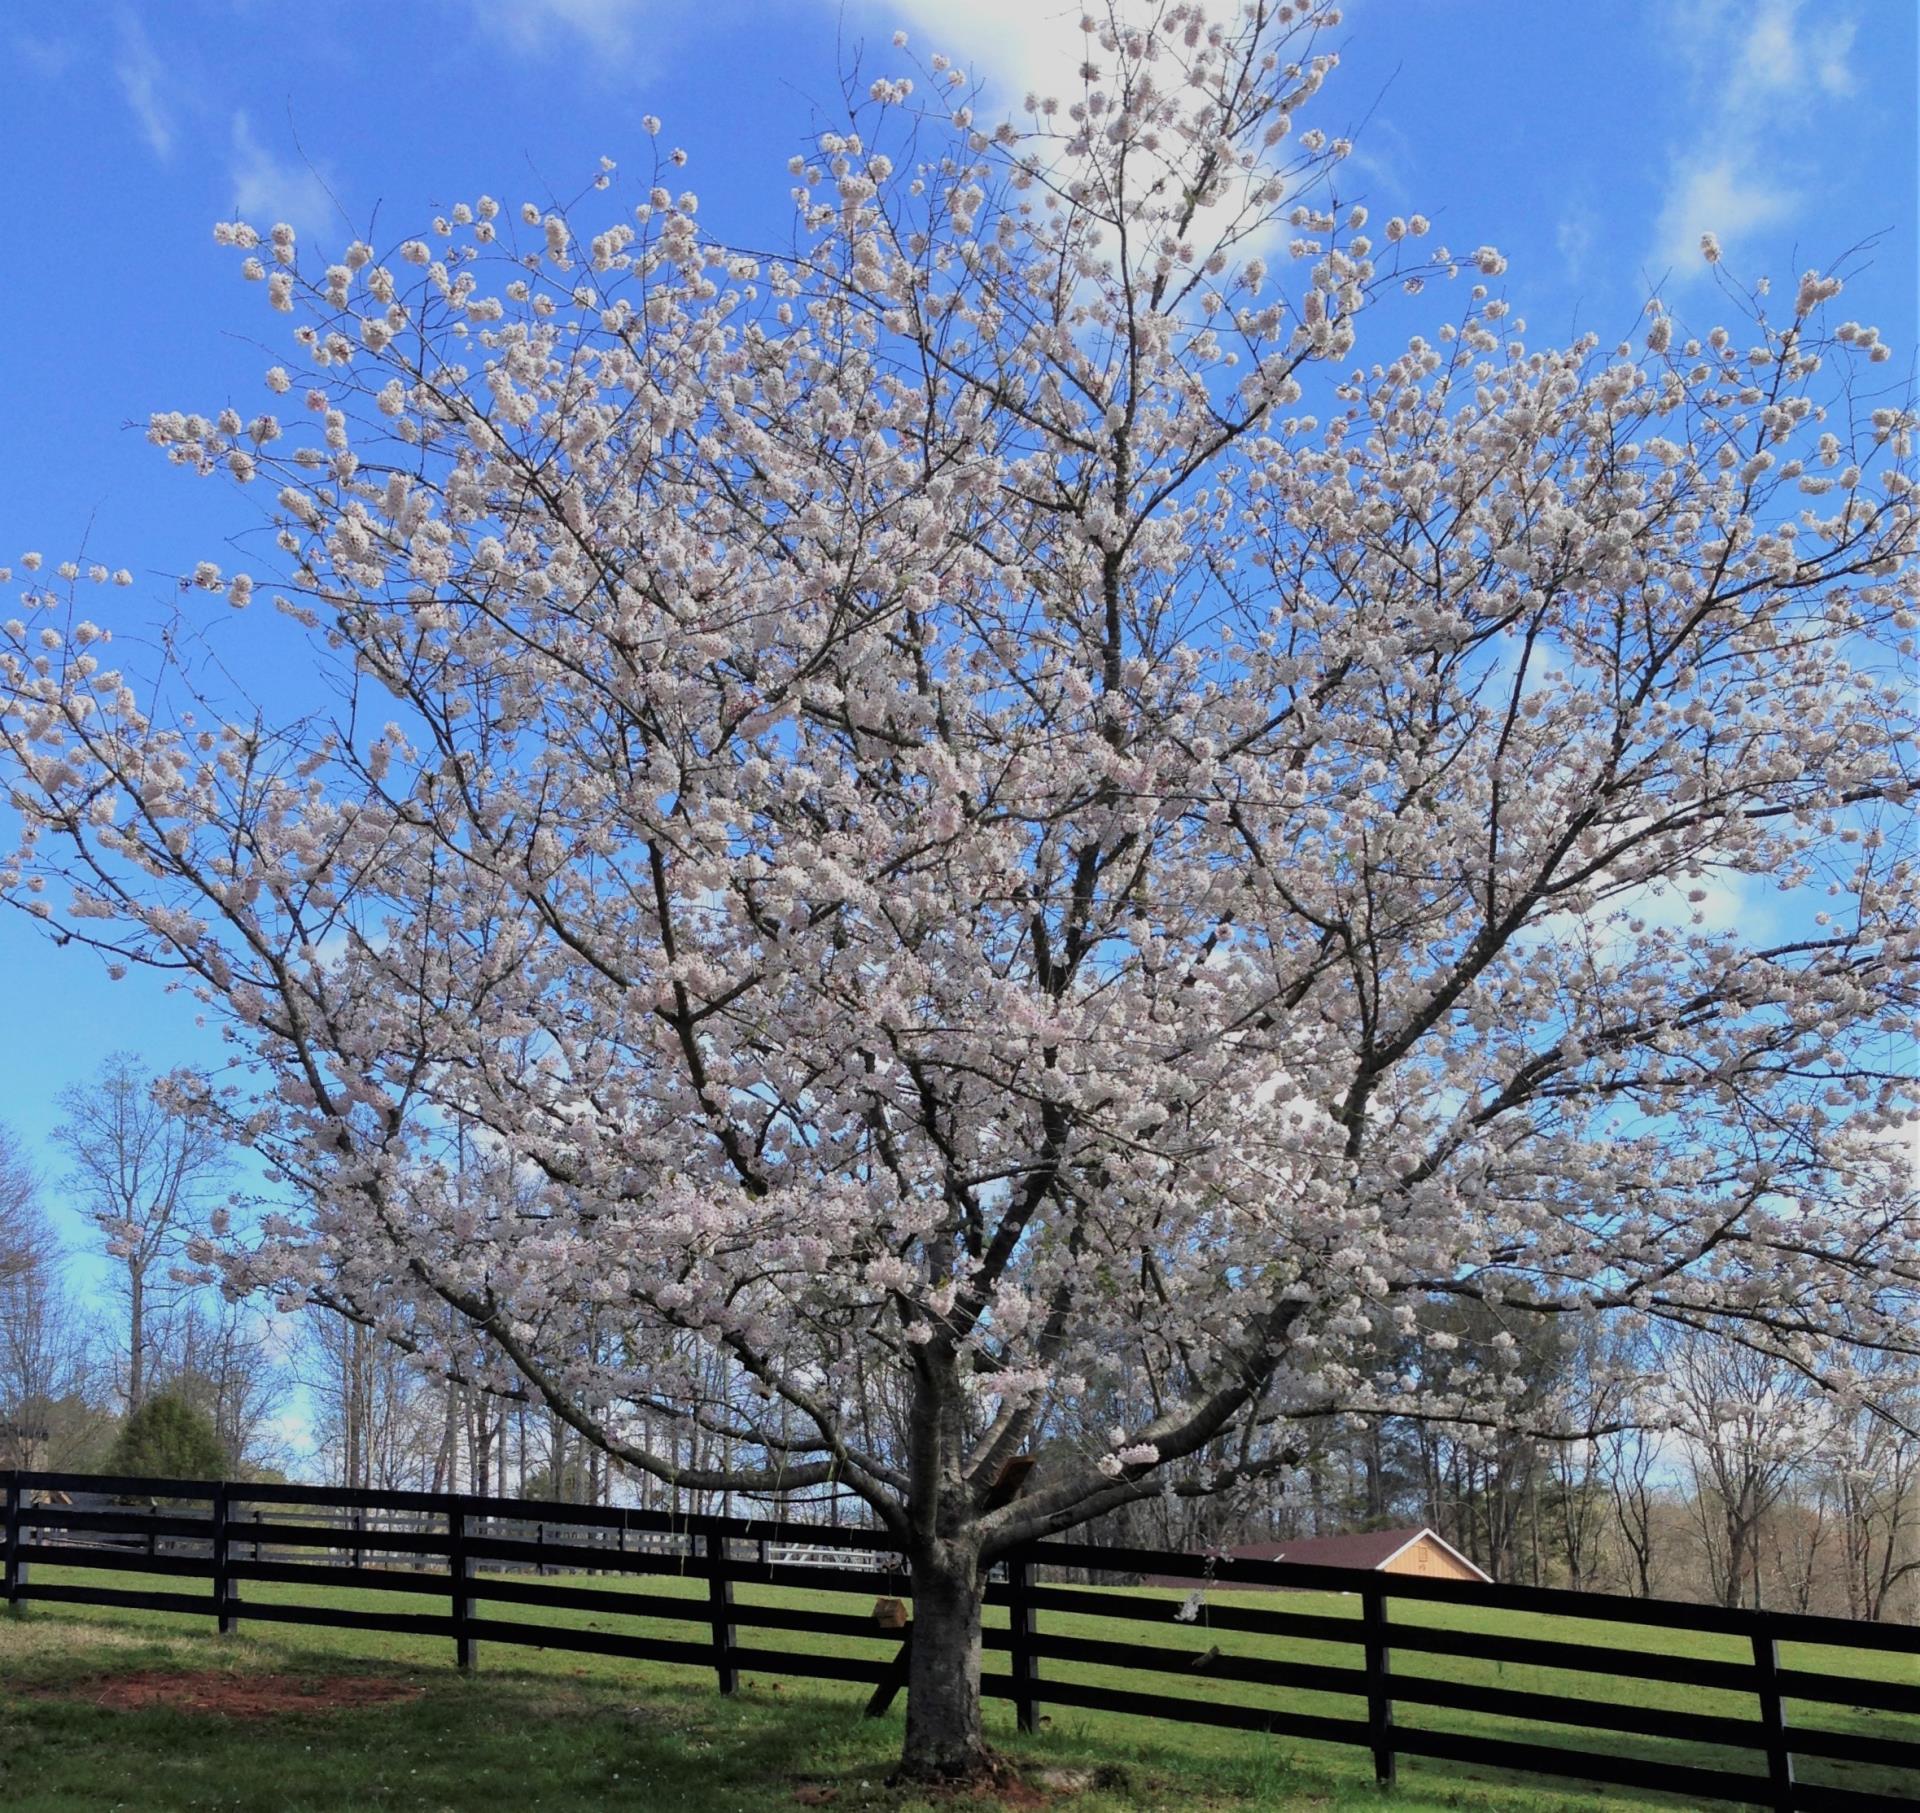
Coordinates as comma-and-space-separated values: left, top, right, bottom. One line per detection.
0, 1559, 1913, 1812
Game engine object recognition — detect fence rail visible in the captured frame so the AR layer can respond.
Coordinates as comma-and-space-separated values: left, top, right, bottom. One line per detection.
2, 1469, 1914, 1812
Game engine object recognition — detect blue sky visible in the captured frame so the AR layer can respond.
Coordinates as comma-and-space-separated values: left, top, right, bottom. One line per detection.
1, 0, 1914, 1321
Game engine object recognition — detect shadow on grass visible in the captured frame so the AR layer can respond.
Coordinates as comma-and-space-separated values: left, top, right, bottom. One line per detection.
2, 1644, 879, 1812
0, 1628, 1416, 1813
0, 1614, 1835, 1813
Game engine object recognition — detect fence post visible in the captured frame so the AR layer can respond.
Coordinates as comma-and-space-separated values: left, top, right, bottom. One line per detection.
3, 1474, 25, 1615
450, 1506, 477, 1672
1362, 1583, 1395, 1789
212, 1483, 237, 1636
705, 1531, 736, 1695
1008, 1548, 1040, 1736
1751, 1616, 1794, 1813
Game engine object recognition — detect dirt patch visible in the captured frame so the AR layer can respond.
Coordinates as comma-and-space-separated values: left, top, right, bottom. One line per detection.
22, 1670, 426, 1720
903, 1780, 1058, 1811
818, 1759, 1129, 1809
794, 1783, 1062, 1811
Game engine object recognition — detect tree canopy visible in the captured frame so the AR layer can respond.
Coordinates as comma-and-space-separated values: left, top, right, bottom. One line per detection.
2, 0, 1914, 1779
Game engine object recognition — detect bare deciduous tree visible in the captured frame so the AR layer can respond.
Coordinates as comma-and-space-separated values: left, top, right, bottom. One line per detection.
53, 1053, 225, 1413
0, 1125, 91, 1465
166, 1296, 288, 1473
1822, 1366, 1920, 1622
1672, 1335, 1823, 1610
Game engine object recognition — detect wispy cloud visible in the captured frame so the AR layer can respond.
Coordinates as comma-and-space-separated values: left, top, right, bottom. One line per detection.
114, 9, 174, 159
1556, 203, 1596, 281
13, 33, 76, 79
1650, 0, 1858, 279
230, 112, 337, 240
468, 0, 650, 58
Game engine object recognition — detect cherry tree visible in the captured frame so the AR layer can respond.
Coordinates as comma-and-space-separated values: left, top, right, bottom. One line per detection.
3, 2, 1917, 1779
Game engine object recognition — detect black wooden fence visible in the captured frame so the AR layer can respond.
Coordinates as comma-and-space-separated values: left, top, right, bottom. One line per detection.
3, 1470, 1915, 1812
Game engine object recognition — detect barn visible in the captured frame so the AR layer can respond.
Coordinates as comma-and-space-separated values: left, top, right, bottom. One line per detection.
1242, 1525, 1492, 1582
1148, 1525, 1491, 1588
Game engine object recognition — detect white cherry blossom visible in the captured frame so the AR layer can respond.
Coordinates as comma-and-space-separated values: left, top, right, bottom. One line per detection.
1, 1, 1914, 1783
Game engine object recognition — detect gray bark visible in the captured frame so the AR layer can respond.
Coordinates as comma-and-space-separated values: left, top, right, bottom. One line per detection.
897, 1344, 992, 1781
901, 1533, 987, 1780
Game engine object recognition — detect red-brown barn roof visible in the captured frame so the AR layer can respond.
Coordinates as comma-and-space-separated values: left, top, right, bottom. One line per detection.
1237, 1527, 1434, 1569
1145, 1525, 1491, 1587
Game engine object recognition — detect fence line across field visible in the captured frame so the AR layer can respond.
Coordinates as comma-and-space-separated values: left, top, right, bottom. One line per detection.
3, 1469, 1914, 1813
15, 1498, 891, 1578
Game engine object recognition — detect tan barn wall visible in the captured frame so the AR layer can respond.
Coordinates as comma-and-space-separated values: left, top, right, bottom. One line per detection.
1381, 1536, 1480, 1581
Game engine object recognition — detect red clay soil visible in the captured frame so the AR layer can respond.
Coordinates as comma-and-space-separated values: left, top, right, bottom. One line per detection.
22, 1670, 425, 1719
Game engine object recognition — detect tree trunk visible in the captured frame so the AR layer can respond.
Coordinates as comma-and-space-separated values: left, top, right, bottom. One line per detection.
900, 1533, 988, 1781
895, 1343, 996, 1784
127, 1265, 145, 1413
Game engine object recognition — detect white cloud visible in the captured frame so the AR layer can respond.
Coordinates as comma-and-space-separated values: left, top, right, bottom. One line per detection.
1662, 0, 1855, 102
1734, 2, 1855, 99
1620, 867, 1769, 941
868, 0, 1090, 114
1556, 204, 1596, 280
1740, 1, 1799, 90
1517, 867, 1776, 982
1650, 0, 1858, 279
837, 1, 1303, 277
1809, 20, 1858, 97
230, 112, 337, 241
268, 1402, 318, 1462
469, 0, 650, 57
1342, 120, 1415, 208
1651, 158, 1797, 277
13, 33, 76, 79
114, 9, 174, 159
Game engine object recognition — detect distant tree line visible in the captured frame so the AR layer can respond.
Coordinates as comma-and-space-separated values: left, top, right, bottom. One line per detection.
1078, 1297, 1920, 1623
0, 1055, 282, 1480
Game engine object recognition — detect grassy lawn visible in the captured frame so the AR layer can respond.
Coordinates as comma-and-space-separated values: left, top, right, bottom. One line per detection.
0, 1559, 1913, 1812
